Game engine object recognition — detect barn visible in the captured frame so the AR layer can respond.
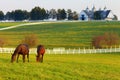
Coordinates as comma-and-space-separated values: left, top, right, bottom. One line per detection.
79, 6, 116, 21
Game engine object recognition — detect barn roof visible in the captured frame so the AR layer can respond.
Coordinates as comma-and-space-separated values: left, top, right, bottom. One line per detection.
83, 10, 94, 19
83, 10, 111, 19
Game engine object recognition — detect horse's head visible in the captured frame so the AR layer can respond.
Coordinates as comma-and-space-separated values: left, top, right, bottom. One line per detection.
11, 54, 16, 63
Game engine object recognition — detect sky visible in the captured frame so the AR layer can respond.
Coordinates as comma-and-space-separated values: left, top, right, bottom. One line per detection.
0, 0, 120, 20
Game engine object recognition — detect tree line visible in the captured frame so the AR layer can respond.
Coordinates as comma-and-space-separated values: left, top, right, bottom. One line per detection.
0, 6, 79, 21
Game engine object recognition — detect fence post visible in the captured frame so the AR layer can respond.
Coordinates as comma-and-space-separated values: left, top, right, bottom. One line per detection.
84, 48, 86, 54
110, 46, 112, 53
95, 48, 97, 53
0, 49, 1, 53
66, 49, 68, 54
78, 48, 80, 54
47, 48, 51, 54
99, 49, 101, 53
73, 48, 75, 54
115, 45, 117, 52
60, 49, 62, 54
105, 48, 106, 53
89, 48, 91, 54
119, 45, 120, 52
68, 48, 70, 54
54, 50, 56, 54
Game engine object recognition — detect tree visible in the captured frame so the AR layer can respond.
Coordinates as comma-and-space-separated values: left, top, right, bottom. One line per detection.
113, 15, 118, 20
22, 10, 30, 20
5, 12, 11, 20
49, 9, 57, 19
14, 10, 24, 21
57, 9, 66, 20
67, 9, 73, 20
61, 9, 67, 20
5, 10, 29, 21
45, 10, 49, 19
21, 34, 38, 48
0, 11, 4, 20
41, 8, 47, 20
5, 11, 15, 20
57, 9, 61, 20
30, 7, 46, 20
13, 10, 29, 21
73, 11, 78, 20
92, 32, 120, 48
30, 7, 42, 20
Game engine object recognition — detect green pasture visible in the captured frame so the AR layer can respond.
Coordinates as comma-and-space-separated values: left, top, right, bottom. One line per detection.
0, 53, 120, 80
0, 21, 120, 48
0, 22, 26, 28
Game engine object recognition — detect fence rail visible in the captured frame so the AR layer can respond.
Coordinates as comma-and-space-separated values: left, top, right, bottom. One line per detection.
0, 47, 120, 54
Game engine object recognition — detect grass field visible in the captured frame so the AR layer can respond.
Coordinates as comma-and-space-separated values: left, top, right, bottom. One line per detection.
0, 53, 120, 80
0, 22, 26, 28
0, 21, 120, 48
0, 21, 120, 79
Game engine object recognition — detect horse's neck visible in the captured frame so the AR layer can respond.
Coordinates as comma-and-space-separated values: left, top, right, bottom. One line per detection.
13, 49, 19, 55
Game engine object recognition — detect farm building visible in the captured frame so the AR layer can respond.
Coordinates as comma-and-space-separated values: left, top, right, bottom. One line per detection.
79, 6, 116, 21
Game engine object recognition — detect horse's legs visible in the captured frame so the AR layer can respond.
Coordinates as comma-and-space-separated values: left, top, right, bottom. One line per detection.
23, 55, 25, 63
39, 54, 41, 62
17, 54, 19, 63
41, 54, 44, 63
38, 55, 40, 62
27, 54, 29, 62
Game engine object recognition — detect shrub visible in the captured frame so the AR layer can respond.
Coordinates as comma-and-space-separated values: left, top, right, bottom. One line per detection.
92, 36, 104, 48
21, 34, 38, 48
103, 32, 120, 47
0, 38, 5, 48
92, 32, 120, 48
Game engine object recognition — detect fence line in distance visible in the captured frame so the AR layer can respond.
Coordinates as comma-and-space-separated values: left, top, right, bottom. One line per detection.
0, 47, 120, 54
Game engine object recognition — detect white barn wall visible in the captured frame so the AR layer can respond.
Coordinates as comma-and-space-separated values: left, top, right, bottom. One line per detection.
79, 11, 89, 21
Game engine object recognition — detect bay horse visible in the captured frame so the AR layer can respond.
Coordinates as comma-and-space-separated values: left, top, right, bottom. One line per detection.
36, 45, 45, 62
11, 44, 29, 63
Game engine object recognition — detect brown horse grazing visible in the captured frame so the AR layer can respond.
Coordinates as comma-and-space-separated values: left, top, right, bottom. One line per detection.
36, 45, 45, 62
11, 44, 29, 63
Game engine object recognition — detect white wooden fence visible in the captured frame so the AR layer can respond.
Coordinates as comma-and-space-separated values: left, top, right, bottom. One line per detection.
0, 47, 120, 54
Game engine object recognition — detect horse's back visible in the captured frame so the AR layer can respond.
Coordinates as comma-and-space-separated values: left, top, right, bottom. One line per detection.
15, 44, 29, 54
